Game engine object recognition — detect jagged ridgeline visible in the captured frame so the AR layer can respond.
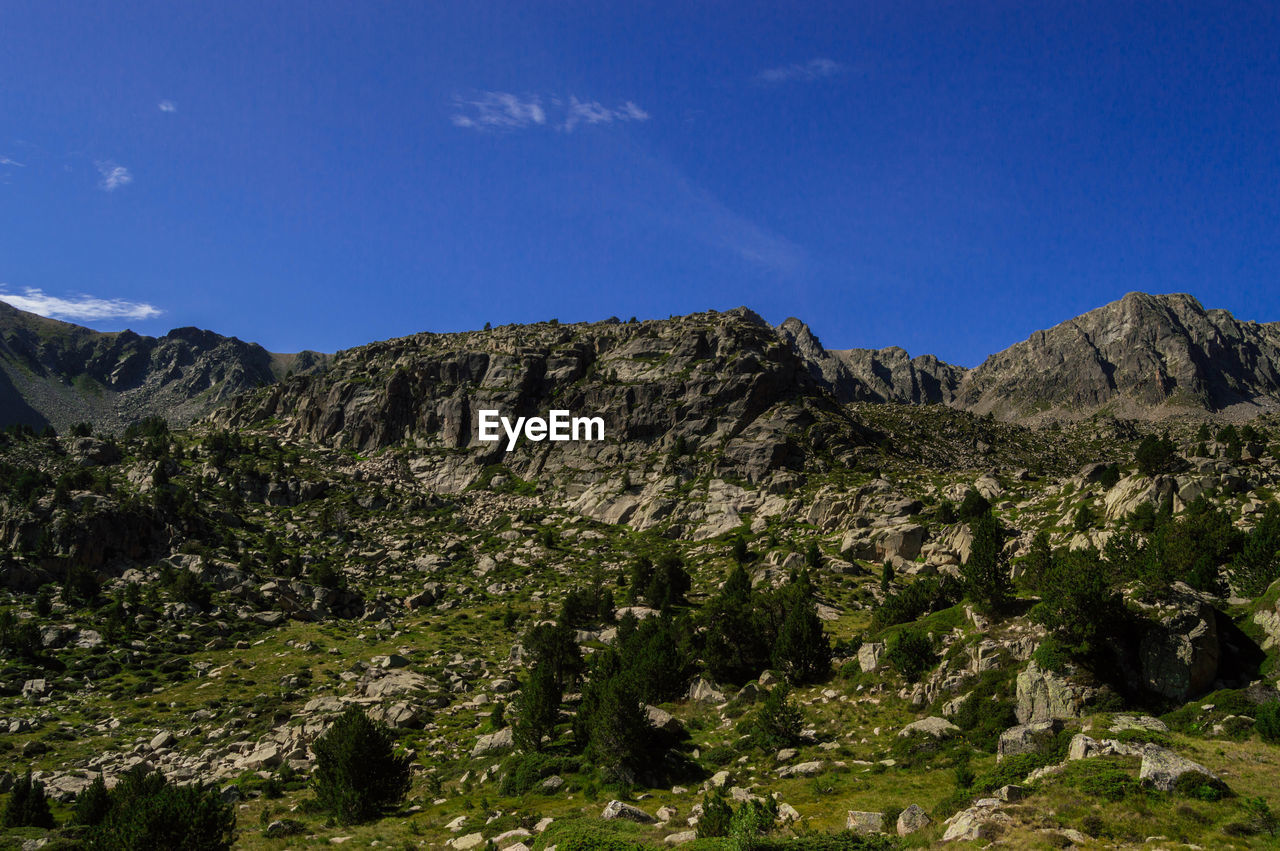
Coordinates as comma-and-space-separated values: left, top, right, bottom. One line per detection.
0, 300, 327, 435
5, 293, 1280, 850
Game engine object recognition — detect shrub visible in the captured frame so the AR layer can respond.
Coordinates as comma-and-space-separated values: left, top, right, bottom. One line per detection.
3, 769, 54, 828
957, 489, 991, 521
84, 767, 234, 851
1257, 700, 1280, 743
311, 706, 412, 824
886, 628, 936, 682
1135, 434, 1177, 476
697, 788, 734, 838
748, 685, 803, 751
1066, 759, 1138, 802
498, 752, 579, 796
1173, 771, 1232, 802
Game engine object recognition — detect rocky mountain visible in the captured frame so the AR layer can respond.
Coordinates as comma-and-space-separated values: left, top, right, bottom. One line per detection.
4, 293, 1280, 847
0, 301, 327, 434
955, 292, 1280, 420
6, 292, 1280, 438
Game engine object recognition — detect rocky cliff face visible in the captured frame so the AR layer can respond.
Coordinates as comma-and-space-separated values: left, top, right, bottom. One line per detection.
776, 317, 965, 405
219, 308, 877, 503
956, 292, 1280, 420
0, 302, 327, 433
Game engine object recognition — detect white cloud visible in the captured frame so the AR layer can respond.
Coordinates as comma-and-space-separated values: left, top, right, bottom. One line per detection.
757, 58, 845, 83
451, 91, 649, 133
451, 92, 546, 130
562, 98, 649, 132
0, 287, 162, 321
158, 100, 177, 113
95, 161, 133, 191
0, 156, 24, 167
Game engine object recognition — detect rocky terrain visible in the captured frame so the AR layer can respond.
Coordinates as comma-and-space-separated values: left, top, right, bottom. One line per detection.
2, 294, 1280, 849
0, 301, 327, 434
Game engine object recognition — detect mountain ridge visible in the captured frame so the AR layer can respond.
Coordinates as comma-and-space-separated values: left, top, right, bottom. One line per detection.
4, 291, 1280, 434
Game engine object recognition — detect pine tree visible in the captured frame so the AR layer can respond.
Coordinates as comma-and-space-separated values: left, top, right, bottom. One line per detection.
84, 767, 234, 851
702, 565, 769, 685
1022, 531, 1052, 592
579, 660, 648, 784
73, 774, 111, 826
3, 769, 54, 829
311, 706, 412, 824
749, 685, 803, 751
963, 512, 1011, 615
771, 572, 830, 685
513, 662, 560, 752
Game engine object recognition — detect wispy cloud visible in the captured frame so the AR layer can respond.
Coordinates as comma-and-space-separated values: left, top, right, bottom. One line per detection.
0, 156, 24, 167
451, 92, 546, 130
0, 287, 162, 321
95, 161, 133, 191
562, 98, 649, 132
451, 92, 649, 133
158, 100, 177, 113
757, 58, 845, 84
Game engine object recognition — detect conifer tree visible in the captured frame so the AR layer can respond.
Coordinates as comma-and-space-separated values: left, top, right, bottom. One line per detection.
3, 769, 54, 829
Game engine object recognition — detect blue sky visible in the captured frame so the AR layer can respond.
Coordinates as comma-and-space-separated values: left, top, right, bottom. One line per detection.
1, 1, 1277, 366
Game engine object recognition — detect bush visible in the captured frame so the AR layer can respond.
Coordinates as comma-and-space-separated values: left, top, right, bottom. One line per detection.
311, 706, 412, 824
84, 767, 234, 851
1066, 759, 1139, 802
886, 628, 936, 682
539, 820, 650, 851
747, 685, 803, 751
1173, 770, 1232, 802
3, 769, 54, 828
1257, 700, 1280, 743
697, 788, 734, 838
957, 489, 991, 521
498, 752, 580, 796
1135, 434, 1177, 476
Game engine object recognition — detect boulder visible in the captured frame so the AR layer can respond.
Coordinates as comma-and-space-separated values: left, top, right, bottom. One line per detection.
896, 804, 931, 836
997, 721, 1060, 761
150, 731, 177, 750
846, 810, 885, 835
602, 800, 656, 824
942, 804, 1010, 842
687, 677, 726, 704
875, 524, 927, 562
858, 642, 885, 673
470, 727, 514, 757
776, 760, 824, 779
1138, 589, 1220, 701
1138, 745, 1220, 792
645, 705, 685, 735
1014, 660, 1094, 724
1109, 714, 1169, 735
898, 717, 960, 739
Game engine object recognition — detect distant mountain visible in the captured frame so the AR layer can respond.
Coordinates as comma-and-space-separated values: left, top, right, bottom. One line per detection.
954, 292, 1280, 419
779, 292, 1280, 419
0, 301, 328, 433
6, 291, 1278, 435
